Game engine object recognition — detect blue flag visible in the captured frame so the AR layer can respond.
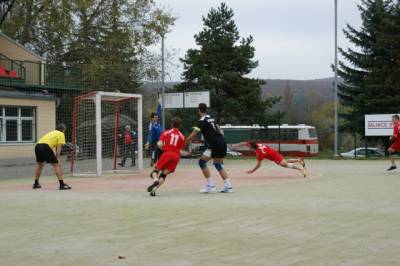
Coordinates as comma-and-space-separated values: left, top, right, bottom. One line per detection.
156, 103, 162, 127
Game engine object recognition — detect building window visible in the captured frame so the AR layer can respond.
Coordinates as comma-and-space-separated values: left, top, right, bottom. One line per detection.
0, 106, 36, 143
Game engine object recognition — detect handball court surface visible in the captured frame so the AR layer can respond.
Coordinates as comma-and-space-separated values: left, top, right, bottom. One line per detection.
1, 159, 400, 266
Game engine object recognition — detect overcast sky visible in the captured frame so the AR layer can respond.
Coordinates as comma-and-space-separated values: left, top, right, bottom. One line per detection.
156, 0, 362, 81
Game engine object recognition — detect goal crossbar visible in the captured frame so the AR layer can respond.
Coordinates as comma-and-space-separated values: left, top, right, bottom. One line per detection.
71, 91, 143, 176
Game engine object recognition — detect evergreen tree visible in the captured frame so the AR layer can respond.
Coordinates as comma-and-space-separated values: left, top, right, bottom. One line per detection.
86, 0, 140, 91
177, 3, 279, 124
377, 1, 400, 104
338, 0, 394, 134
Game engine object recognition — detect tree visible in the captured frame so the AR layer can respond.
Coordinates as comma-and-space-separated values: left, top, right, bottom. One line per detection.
177, 3, 279, 124
80, 0, 140, 91
1, 0, 72, 62
377, 2, 400, 104
1, 0, 175, 89
311, 102, 335, 150
311, 102, 351, 151
338, 0, 395, 135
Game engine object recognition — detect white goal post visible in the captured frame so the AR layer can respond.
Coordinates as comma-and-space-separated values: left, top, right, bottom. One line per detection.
70, 91, 143, 176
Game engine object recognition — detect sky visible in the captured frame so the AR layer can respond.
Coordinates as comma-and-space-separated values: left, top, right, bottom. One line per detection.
156, 0, 362, 81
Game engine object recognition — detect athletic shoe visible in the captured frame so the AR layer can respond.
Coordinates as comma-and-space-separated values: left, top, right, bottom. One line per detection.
32, 183, 41, 189
118, 163, 124, 167
218, 186, 234, 193
150, 191, 156, 197
300, 164, 307, 178
199, 186, 216, 193
387, 165, 397, 171
147, 180, 159, 193
59, 184, 72, 190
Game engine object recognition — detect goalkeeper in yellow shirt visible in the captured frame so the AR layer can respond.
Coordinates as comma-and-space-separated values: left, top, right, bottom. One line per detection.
33, 124, 71, 190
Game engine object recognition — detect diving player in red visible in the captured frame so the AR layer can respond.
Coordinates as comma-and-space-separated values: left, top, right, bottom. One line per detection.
147, 117, 185, 196
244, 141, 307, 177
387, 115, 400, 171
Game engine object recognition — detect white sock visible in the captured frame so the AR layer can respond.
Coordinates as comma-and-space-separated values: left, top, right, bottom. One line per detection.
207, 178, 214, 187
224, 179, 232, 188
287, 163, 295, 169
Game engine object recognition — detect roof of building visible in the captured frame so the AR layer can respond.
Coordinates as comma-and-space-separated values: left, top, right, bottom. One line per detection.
0, 85, 57, 101
0, 31, 46, 61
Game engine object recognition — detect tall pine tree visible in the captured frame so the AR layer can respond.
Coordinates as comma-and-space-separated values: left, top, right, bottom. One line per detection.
177, 3, 279, 124
377, 1, 400, 104
87, 0, 140, 91
338, 0, 394, 134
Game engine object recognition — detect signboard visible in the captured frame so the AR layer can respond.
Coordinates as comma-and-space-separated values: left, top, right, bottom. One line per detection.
365, 114, 398, 136
184, 91, 210, 108
159, 93, 184, 108
158, 91, 210, 109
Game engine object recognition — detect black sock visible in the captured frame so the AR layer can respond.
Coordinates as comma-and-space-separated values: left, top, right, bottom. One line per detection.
59, 180, 65, 186
34, 179, 39, 185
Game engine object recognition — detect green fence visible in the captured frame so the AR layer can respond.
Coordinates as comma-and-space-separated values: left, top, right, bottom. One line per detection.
0, 53, 83, 90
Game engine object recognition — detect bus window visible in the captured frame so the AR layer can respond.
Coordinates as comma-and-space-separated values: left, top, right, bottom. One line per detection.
308, 128, 317, 138
263, 128, 298, 141
251, 129, 258, 140
267, 129, 279, 140
280, 129, 299, 140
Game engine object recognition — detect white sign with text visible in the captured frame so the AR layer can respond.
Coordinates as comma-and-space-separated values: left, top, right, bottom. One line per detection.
159, 93, 184, 108
184, 91, 210, 108
365, 114, 398, 136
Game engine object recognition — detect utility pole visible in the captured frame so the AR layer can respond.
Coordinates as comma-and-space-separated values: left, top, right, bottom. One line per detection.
334, 0, 339, 157
161, 34, 166, 128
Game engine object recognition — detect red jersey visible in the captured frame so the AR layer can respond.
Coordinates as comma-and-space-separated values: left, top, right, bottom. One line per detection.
124, 131, 132, 144
255, 145, 275, 160
393, 122, 400, 140
159, 128, 185, 154
255, 144, 284, 164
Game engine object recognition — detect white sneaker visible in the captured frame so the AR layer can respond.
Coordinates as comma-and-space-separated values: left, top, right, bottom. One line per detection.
199, 186, 216, 193
219, 186, 234, 193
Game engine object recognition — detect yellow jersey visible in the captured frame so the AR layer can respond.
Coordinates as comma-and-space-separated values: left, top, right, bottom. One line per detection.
38, 130, 66, 149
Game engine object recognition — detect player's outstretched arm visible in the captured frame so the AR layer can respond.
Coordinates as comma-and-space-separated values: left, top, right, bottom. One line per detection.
184, 130, 198, 149
247, 160, 262, 174
231, 142, 246, 150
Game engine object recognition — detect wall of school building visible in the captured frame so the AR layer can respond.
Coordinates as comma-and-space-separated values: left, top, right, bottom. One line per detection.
0, 97, 56, 162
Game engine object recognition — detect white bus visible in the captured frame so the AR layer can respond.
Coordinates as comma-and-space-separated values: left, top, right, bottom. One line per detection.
221, 124, 319, 157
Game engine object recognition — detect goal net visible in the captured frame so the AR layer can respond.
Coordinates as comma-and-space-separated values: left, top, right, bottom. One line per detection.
70, 91, 143, 176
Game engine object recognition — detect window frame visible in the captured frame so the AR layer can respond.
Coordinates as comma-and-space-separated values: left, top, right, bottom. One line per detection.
0, 106, 36, 144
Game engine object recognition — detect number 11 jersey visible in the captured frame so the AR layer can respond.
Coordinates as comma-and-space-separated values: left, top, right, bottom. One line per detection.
159, 128, 185, 154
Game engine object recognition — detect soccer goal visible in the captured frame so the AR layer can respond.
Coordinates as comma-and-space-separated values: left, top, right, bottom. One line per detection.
70, 91, 143, 176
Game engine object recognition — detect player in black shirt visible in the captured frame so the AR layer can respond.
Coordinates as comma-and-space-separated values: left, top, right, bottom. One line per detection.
186, 103, 233, 193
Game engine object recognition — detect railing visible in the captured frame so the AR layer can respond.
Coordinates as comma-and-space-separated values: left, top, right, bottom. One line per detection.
0, 53, 83, 90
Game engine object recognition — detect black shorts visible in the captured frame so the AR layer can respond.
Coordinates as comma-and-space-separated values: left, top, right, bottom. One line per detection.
204, 136, 227, 158
35, 144, 58, 164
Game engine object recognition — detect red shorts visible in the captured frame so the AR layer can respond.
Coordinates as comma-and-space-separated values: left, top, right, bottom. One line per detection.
155, 151, 180, 173
390, 141, 400, 151
267, 150, 284, 164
